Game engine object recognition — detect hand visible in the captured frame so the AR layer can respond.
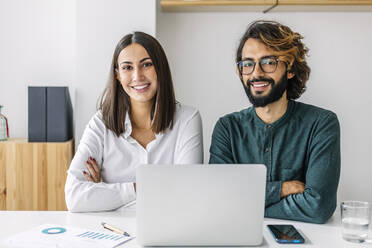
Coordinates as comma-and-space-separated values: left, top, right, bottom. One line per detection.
83, 157, 101, 183
281, 180, 305, 198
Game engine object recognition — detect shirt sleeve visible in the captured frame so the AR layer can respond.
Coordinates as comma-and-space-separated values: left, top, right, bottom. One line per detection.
209, 118, 234, 163
265, 112, 341, 224
174, 109, 204, 164
265, 181, 282, 206
64, 113, 136, 212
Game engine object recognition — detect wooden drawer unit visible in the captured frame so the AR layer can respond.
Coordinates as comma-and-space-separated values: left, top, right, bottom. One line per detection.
0, 138, 74, 210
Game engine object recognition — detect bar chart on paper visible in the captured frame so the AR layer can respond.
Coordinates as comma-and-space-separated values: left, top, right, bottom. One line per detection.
77, 230, 129, 241
3, 224, 133, 248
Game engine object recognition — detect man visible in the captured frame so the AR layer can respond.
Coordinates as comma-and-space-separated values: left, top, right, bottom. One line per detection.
209, 20, 340, 224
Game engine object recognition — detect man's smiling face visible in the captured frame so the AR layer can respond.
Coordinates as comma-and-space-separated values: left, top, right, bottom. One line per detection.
240, 38, 294, 107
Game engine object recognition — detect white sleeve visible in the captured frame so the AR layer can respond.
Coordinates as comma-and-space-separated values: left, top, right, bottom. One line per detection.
174, 110, 204, 164
64, 113, 136, 212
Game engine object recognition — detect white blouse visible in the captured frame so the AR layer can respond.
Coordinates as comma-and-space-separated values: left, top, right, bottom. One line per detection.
65, 103, 203, 212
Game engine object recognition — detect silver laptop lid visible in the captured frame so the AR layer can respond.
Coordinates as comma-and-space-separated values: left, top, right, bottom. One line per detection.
136, 164, 266, 246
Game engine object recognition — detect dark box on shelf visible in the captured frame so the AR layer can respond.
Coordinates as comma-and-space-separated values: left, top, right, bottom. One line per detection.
28, 86, 73, 142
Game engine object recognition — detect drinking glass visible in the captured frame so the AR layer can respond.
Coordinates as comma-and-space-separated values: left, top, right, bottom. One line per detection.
341, 201, 371, 243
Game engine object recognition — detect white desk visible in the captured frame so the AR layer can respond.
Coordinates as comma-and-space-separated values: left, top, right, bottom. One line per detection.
0, 205, 370, 247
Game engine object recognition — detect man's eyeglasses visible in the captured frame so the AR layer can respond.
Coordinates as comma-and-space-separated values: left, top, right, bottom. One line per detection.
237, 56, 280, 75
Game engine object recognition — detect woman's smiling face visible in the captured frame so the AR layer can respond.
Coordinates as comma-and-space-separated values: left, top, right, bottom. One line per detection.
116, 43, 158, 105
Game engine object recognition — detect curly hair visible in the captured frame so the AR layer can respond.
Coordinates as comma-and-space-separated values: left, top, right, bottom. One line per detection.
236, 20, 310, 100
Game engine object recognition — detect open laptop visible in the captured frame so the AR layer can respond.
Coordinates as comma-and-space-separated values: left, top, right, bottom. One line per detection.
136, 164, 266, 246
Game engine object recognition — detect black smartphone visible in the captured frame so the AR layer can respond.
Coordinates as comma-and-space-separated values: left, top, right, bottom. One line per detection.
267, 224, 305, 244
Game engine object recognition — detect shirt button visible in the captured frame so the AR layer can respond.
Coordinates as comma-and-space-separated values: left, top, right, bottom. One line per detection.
265, 148, 269, 152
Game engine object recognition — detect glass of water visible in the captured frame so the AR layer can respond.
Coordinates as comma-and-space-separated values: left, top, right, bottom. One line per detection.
341, 201, 371, 243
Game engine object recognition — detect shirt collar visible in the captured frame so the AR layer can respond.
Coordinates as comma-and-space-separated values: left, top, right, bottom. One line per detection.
252, 100, 295, 129
122, 112, 132, 139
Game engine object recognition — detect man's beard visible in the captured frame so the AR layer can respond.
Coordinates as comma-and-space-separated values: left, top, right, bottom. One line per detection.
243, 73, 288, 108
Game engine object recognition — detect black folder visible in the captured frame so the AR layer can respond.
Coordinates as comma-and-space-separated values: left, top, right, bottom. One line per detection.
28, 86, 73, 142
28, 87, 47, 142
46, 87, 73, 142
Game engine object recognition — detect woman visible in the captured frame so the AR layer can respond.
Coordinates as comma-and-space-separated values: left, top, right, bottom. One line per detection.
65, 32, 203, 212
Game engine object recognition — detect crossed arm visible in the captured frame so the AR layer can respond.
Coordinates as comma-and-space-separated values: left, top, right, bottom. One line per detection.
82, 157, 137, 192
64, 115, 137, 213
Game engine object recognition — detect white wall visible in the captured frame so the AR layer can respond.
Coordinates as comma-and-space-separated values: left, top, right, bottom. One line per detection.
156, 10, 372, 203
0, 0, 76, 137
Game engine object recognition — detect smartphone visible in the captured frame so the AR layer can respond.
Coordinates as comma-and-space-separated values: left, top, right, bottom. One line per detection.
267, 224, 305, 244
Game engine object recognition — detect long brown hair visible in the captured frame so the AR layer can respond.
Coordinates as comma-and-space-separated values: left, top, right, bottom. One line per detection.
236, 20, 310, 100
99, 32, 176, 136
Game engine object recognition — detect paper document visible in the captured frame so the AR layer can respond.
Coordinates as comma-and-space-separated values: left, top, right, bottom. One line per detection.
3, 223, 134, 248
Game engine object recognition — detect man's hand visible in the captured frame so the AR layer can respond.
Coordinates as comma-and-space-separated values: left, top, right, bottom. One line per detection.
281, 180, 305, 198
83, 157, 101, 183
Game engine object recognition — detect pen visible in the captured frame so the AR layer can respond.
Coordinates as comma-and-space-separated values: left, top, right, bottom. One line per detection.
101, 222, 130, 237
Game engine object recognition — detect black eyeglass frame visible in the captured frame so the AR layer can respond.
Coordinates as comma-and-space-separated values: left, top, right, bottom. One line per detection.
236, 56, 283, 75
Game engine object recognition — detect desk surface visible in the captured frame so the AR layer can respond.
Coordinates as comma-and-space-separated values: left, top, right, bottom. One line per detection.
0, 205, 370, 247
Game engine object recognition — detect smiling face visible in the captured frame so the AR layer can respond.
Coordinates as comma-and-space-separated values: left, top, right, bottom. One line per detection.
241, 38, 294, 107
116, 43, 158, 105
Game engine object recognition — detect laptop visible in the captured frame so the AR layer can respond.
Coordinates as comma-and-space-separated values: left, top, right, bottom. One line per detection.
136, 164, 267, 246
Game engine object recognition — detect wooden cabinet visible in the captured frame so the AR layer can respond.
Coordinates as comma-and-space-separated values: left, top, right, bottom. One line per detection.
161, 0, 372, 11
0, 138, 74, 210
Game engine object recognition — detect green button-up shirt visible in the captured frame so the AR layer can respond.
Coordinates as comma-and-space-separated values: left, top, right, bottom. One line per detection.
209, 100, 340, 224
